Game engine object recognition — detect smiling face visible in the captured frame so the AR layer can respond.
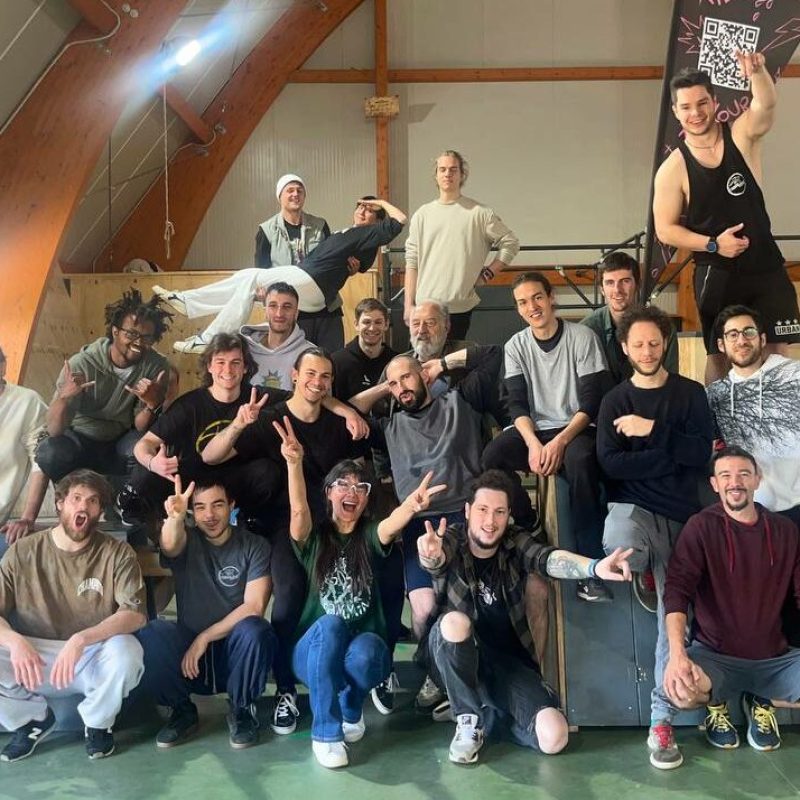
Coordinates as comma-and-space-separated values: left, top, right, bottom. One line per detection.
207, 348, 246, 393
57, 484, 103, 544
192, 485, 233, 541
326, 473, 370, 528
352, 201, 379, 227
465, 487, 511, 554
265, 291, 299, 335
409, 302, 448, 361
622, 321, 666, 377
672, 85, 717, 137
711, 455, 760, 514
717, 314, 765, 370
601, 268, 638, 316
292, 354, 333, 405
355, 308, 388, 350
279, 181, 306, 215
512, 280, 556, 333
110, 313, 156, 367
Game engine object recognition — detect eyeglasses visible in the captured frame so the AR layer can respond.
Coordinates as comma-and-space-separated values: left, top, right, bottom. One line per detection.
722, 326, 759, 343
330, 479, 372, 496
116, 327, 156, 345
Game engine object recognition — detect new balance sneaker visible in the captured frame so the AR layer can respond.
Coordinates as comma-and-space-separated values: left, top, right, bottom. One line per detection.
85, 726, 115, 759
576, 578, 613, 603
704, 702, 739, 749
156, 701, 199, 748
342, 715, 366, 743
227, 703, 259, 750
370, 671, 399, 715
741, 693, 781, 751
312, 740, 349, 768
414, 675, 445, 712
633, 570, 658, 614
0, 707, 56, 763
152, 286, 187, 315
449, 714, 484, 764
271, 691, 299, 735
647, 722, 683, 769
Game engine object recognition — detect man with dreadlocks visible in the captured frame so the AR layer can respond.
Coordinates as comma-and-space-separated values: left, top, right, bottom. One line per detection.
36, 288, 174, 483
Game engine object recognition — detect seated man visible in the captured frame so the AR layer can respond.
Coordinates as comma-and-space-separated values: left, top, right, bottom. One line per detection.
36, 289, 173, 486
419, 469, 632, 764
137, 478, 275, 750
663, 446, 800, 761
0, 345, 48, 556
0, 470, 146, 762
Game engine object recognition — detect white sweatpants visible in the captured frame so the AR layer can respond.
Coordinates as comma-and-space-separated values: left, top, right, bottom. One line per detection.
0, 634, 143, 731
179, 267, 326, 343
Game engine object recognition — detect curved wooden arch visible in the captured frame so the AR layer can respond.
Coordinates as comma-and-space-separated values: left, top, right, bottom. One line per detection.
98, 0, 366, 273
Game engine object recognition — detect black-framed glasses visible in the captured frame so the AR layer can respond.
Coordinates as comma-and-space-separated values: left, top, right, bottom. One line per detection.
722, 326, 759, 343
330, 479, 372, 497
116, 327, 156, 345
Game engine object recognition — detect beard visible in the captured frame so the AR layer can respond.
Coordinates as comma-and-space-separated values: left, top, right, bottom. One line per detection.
397, 384, 427, 412
60, 512, 98, 543
729, 345, 763, 370
722, 489, 750, 513
467, 526, 505, 553
629, 353, 665, 377
412, 333, 446, 362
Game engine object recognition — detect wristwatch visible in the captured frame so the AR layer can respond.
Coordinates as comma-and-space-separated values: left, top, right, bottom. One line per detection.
705, 236, 718, 254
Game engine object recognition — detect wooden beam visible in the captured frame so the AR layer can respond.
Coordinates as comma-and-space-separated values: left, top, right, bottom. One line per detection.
374, 0, 389, 199
160, 84, 214, 143
66, 0, 118, 35
0, 0, 186, 383
97, 0, 366, 273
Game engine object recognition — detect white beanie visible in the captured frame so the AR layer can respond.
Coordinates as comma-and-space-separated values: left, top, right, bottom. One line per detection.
276, 173, 305, 199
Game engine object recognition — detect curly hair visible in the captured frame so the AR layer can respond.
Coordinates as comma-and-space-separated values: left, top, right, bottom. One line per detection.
104, 287, 173, 343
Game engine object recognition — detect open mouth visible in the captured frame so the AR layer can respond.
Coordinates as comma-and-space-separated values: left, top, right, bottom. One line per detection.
342, 499, 359, 512
74, 512, 88, 529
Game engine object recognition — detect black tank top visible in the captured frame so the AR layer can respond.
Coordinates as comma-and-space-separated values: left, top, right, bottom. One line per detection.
678, 123, 783, 274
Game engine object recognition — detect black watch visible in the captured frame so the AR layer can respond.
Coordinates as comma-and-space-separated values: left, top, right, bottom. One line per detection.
440, 357, 448, 373
705, 236, 718, 254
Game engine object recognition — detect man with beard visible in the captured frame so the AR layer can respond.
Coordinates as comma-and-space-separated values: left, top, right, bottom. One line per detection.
0, 470, 146, 762
596, 305, 714, 770
419, 469, 632, 764
662, 447, 800, 760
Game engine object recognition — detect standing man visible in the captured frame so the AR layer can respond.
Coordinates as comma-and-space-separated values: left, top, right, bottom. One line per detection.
582, 252, 678, 385
653, 52, 800, 383
404, 150, 519, 339
482, 272, 610, 601
597, 306, 714, 770
0, 470, 146, 761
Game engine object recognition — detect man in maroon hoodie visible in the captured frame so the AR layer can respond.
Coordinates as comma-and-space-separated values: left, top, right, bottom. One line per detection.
663, 445, 800, 760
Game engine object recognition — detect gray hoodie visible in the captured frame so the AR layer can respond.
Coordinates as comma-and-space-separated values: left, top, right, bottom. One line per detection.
241, 323, 314, 391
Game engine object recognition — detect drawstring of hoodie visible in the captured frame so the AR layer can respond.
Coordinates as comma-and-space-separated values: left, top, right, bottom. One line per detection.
728, 367, 764, 419
723, 511, 774, 573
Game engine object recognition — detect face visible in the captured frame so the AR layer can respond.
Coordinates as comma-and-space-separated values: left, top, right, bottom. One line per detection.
279, 182, 305, 214
409, 303, 448, 361
111, 313, 156, 366
207, 348, 245, 392
672, 85, 717, 137
265, 291, 299, 334
513, 281, 556, 332
622, 321, 666, 377
601, 269, 637, 315
292, 354, 332, 405
385, 359, 428, 411
353, 201, 379, 227
465, 488, 511, 552
192, 486, 233, 540
711, 456, 760, 514
355, 309, 388, 348
434, 155, 463, 192
326, 472, 370, 527
57, 484, 103, 543
717, 315, 765, 369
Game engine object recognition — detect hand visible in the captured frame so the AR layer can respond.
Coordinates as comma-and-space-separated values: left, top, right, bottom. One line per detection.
125, 370, 167, 409
594, 547, 634, 583
343, 408, 369, 441
613, 414, 655, 438
663, 650, 704, 706
57, 358, 96, 400
403, 305, 412, 327
716, 223, 749, 258
540, 436, 567, 476
164, 474, 196, 520
346, 256, 361, 276
181, 633, 209, 680
735, 49, 765, 80
233, 387, 269, 431
149, 443, 179, 481
273, 416, 304, 465
1, 517, 35, 545
403, 470, 447, 515
50, 634, 86, 690
527, 442, 546, 476
417, 517, 447, 561
420, 359, 444, 383
9, 635, 45, 691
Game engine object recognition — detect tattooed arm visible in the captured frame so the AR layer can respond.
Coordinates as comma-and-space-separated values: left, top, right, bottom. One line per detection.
545, 547, 634, 582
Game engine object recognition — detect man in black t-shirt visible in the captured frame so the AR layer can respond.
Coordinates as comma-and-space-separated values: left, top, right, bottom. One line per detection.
137, 478, 275, 750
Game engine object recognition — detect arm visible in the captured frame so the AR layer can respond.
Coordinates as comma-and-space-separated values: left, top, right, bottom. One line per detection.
159, 476, 196, 558
274, 417, 312, 543
46, 358, 96, 436
367, 199, 407, 226
403, 213, 419, 325
133, 431, 179, 481
454, 344, 503, 416
321, 395, 369, 440
480, 211, 519, 282
662, 611, 706, 706
420, 346, 468, 382
377, 470, 447, 546
349, 380, 392, 415
201, 388, 269, 464
1, 471, 49, 545
734, 51, 776, 141
416, 517, 450, 573
127, 370, 168, 433
545, 546, 632, 582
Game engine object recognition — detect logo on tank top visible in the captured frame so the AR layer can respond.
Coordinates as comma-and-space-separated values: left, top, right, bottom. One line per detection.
726, 173, 746, 196
77, 577, 104, 597
217, 566, 242, 587
775, 320, 800, 337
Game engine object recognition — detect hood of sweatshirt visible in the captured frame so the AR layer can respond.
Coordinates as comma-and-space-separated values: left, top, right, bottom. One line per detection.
240, 322, 308, 356
726, 353, 786, 420
703, 501, 775, 573
240, 323, 310, 391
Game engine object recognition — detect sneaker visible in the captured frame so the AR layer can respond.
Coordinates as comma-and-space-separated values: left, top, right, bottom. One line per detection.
448, 714, 484, 764
173, 338, 207, 355
415, 675, 445, 712
0, 707, 56, 763
85, 726, 115, 759
342, 715, 366, 743
152, 286, 187, 315
432, 698, 454, 723
704, 702, 739, 749
576, 578, 613, 603
633, 570, 658, 614
271, 691, 299, 735
741, 692, 781, 751
647, 722, 683, 770
312, 740, 349, 768
370, 671, 399, 715
156, 701, 199, 748
227, 703, 259, 750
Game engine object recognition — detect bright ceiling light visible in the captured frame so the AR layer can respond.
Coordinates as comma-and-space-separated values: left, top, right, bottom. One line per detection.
174, 39, 201, 67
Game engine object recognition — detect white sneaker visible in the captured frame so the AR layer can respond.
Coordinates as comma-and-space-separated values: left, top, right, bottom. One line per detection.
312, 740, 349, 768
449, 714, 484, 764
172, 338, 207, 354
342, 714, 366, 743
415, 674, 445, 711
152, 286, 187, 315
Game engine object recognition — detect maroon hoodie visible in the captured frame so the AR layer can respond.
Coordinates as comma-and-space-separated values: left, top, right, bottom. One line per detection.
663, 502, 800, 660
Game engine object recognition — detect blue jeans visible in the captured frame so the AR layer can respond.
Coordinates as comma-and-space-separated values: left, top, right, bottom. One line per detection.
292, 615, 390, 742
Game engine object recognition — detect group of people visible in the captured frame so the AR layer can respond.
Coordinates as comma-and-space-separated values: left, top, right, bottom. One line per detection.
1, 53, 799, 773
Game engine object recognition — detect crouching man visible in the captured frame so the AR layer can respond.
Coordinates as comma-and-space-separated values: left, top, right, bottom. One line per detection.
0, 470, 146, 762
418, 469, 632, 764
137, 478, 275, 750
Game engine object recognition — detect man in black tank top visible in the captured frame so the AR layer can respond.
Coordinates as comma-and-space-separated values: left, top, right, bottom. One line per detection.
653, 52, 799, 384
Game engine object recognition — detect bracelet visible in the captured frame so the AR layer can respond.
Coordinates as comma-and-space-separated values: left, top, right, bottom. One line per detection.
145, 404, 162, 416
439, 357, 448, 373
147, 455, 155, 472
587, 558, 600, 578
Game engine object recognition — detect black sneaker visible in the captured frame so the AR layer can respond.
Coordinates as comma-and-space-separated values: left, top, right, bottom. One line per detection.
576, 578, 613, 603
0, 707, 56, 763
156, 701, 199, 749
704, 702, 739, 749
271, 691, 299, 735
741, 692, 781, 751
85, 726, 115, 759
227, 703, 259, 750
370, 671, 399, 715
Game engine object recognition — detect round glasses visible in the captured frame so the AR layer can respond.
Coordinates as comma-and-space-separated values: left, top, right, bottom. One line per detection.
722, 326, 759, 343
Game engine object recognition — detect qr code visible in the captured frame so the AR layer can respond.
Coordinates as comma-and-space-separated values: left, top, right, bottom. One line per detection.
698, 17, 760, 90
